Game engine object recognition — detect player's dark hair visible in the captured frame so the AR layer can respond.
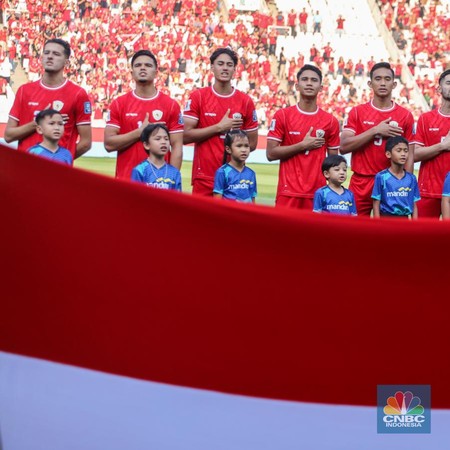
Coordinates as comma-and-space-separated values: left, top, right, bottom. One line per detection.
369, 62, 394, 79
296, 64, 322, 83
44, 38, 71, 58
385, 135, 409, 153
140, 123, 170, 154
321, 154, 347, 173
438, 69, 450, 85
131, 50, 158, 68
210, 47, 238, 66
223, 129, 249, 164
35, 108, 64, 125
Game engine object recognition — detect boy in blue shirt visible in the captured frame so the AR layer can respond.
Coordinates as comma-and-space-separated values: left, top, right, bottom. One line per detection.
313, 154, 357, 215
213, 129, 257, 203
27, 109, 73, 165
131, 124, 182, 191
372, 136, 420, 218
442, 172, 450, 219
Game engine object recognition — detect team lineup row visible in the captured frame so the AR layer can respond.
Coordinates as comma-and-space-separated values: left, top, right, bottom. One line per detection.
4, 39, 450, 219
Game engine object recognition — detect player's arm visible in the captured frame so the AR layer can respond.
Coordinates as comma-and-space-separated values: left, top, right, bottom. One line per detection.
4, 117, 37, 143
169, 132, 183, 170
266, 127, 325, 161
75, 124, 92, 159
247, 129, 258, 152
442, 196, 450, 219
372, 199, 380, 218
213, 193, 223, 199
340, 118, 402, 154
414, 132, 450, 162
104, 112, 149, 153
183, 109, 243, 144
412, 202, 418, 220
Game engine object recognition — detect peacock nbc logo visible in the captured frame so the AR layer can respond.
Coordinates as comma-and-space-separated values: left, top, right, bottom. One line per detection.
377, 385, 430, 433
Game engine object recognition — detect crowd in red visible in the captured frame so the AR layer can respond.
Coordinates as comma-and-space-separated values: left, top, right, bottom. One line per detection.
1, 0, 449, 129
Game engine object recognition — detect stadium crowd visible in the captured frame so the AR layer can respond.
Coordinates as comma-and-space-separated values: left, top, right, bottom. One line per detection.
1, 0, 449, 129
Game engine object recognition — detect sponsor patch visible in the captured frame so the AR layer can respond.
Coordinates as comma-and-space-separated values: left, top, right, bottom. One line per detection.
84, 102, 92, 115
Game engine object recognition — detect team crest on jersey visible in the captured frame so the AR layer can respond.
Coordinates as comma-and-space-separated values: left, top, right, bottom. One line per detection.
184, 100, 191, 112
52, 100, 64, 111
153, 110, 163, 121
269, 119, 276, 131
84, 102, 92, 114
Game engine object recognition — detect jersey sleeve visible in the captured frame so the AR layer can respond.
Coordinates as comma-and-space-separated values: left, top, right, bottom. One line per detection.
183, 89, 200, 121
8, 85, 23, 122
411, 114, 425, 146
349, 191, 358, 215
242, 96, 259, 132
327, 116, 341, 149
213, 168, 225, 194
106, 98, 121, 129
74, 88, 92, 126
167, 99, 184, 133
267, 109, 285, 142
131, 166, 144, 182
175, 170, 182, 192
312, 189, 324, 212
412, 175, 421, 202
342, 106, 357, 134
403, 111, 414, 142
443, 172, 450, 196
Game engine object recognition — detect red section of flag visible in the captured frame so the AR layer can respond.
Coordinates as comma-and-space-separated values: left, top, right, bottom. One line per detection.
1, 145, 449, 408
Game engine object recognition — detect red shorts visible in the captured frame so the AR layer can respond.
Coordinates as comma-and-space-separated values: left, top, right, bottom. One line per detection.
349, 173, 375, 217
192, 178, 214, 197
276, 195, 313, 210
417, 197, 442, 219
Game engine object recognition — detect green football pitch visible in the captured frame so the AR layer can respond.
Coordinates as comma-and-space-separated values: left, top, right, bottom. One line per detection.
74, 157, 280, 206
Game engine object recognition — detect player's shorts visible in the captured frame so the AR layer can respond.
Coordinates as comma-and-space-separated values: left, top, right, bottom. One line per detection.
192, 178, 214, 196
349, 173, 375, 217
276, 195, 313, 210
417, 197, 442, 219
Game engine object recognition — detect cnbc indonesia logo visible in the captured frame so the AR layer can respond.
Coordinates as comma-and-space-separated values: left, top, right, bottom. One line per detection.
377, 385, 430, 433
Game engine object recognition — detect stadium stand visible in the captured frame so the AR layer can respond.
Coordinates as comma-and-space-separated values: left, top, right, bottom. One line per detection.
1, 0, 449, 133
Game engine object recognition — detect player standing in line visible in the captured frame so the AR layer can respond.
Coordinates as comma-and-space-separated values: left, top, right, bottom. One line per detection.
266, 64, 340, 210
412, 69, 450, 218
5, 38, 92, 161
213, 129, 257, 203
372, 136, 420, 219
183, 47, 258, 196
105, 50, 184, 180
340, 62, 415, 216
27, 109, 73, 165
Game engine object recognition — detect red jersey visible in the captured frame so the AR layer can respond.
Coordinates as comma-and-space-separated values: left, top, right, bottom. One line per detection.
8, 79, 91, 158
107, 90, 183, 179
342, 101, 414, 176
411, 108, 450, 198
183, 86, 258, 183
268, 105, 340, 198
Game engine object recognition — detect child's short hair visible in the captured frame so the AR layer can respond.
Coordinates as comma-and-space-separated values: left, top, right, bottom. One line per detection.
321, 154, 347, 173
385, 136, 409, 152
224, 129, 248, 148
35, 108, 63, 125
140, 123, 170, 154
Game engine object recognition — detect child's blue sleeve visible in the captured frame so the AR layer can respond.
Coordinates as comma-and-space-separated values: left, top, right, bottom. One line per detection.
371, 174, 381, 200
412, 175, 421, 202
350, 191, 358, 215
175, 171, 182, 192
131, 167, 144, 183
213, 168, 225, 194
312, 189, 323, 212
443, 172, 450, 197
251, 170, 257, 198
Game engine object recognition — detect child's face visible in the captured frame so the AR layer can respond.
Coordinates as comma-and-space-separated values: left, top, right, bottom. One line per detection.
37, 114, 64, 141
387, 143, 409, 165
325, 161, 347, 185
144, 127, 170, 157
227, 136, 250, 163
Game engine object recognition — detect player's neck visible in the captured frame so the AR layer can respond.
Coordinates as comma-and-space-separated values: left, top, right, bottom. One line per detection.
41, 71, 65, 88
41, 139, 59, 153
213, 81, 233, 95
439, 98, 450, 115
372, 96, 393, 109
148, 155, 165, 168
298, 97, 317, 112
229, 159, 245, 172
135, 82, 157, 99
